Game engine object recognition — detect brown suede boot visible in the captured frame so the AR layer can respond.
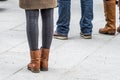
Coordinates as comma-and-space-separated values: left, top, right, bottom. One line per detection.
99, 0, 116, 35
40, 48, 50, 71
27, 50, 41, 73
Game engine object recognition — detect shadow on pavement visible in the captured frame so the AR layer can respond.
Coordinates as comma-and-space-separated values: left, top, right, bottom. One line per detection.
0, 8, 7, 12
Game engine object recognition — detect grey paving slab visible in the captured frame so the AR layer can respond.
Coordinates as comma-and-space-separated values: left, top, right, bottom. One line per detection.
0, 0, 120, 80
0, 52, 28, 80
62, 35, 120, 80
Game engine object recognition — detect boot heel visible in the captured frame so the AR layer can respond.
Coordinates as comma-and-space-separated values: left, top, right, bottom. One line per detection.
108, 30, 115, 35
31, 68, 40, 73
41, 68, 48, 71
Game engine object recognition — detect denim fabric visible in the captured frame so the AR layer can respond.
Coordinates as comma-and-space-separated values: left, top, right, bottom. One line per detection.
80, 0, 93, 35
56, 0, 71, 35
56, 0, 93, 35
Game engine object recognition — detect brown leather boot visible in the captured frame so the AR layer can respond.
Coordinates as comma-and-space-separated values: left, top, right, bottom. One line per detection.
27, 50, 41, 73
40, 48, 50, 71
99, 0, 116, 35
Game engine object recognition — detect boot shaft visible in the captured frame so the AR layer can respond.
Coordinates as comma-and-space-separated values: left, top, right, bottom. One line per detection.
30, 50, 41, 63
41, 48, 50, 71
104, 0, 116, 29
28, 50, 41, 73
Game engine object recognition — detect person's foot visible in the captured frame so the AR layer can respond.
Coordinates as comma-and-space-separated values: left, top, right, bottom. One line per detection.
117, 26, 120, 33
99, 27, 116, 35
53, 31, 68, 40
80, 32, 92, 39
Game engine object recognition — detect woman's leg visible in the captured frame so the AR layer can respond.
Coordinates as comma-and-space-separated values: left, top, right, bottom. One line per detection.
25, 9, 40, 73
26, 9, 39, 50
40, 8, 54, 71
41, 8, 54, 49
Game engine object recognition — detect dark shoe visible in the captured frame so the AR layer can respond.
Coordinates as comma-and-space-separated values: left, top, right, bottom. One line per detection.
80, 32, 92, 39
99, 27, 116, 35
117, 26, 120, 33
53, 31, 68, 40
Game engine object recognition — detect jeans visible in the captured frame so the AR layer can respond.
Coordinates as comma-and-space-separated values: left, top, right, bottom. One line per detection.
56, 0, 93, 35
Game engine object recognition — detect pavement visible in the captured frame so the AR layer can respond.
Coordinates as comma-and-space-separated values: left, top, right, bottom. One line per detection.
0, 0, 120, 80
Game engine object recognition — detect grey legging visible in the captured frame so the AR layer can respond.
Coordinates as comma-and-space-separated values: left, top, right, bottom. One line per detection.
25, 9, 54, 50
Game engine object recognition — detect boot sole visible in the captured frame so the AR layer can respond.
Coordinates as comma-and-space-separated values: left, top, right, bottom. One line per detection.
28, 67, 40, 73
99, 30, 115, 35
99, 32, 115, 35
40, 68, 48, 71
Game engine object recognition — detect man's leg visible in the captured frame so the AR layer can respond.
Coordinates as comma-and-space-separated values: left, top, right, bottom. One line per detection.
80, 0, 93, 39
54, 0, 71, 40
